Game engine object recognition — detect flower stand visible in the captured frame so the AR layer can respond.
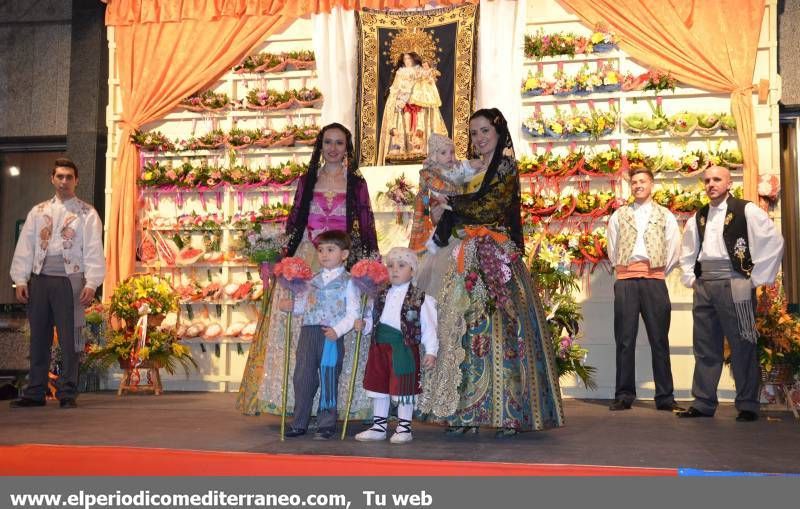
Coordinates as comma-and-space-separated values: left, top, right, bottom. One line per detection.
761, 364, 799, 419
117, 358, 163, 396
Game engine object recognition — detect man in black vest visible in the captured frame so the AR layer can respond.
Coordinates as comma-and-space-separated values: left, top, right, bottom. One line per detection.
677, 166, 784, 421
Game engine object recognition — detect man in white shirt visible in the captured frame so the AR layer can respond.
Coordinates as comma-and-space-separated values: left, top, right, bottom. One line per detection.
606, 167, 683, 412
677, 166, 784, 422
9, 158, 105, 409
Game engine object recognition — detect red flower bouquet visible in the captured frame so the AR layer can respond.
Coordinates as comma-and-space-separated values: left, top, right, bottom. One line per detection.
274, 257, 313, 294
351, 259, 389, 298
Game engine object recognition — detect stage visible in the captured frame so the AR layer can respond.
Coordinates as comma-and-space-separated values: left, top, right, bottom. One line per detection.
1, 393, 797, 475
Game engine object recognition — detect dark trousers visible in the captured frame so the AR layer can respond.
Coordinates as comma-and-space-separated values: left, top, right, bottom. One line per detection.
613, 278, 675, 406
291, 325, 344, 431
24, 274, 78, 401
690, 279, 760, 415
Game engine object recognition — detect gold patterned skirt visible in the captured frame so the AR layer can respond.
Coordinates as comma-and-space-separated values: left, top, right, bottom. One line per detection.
418, 236, 565, 430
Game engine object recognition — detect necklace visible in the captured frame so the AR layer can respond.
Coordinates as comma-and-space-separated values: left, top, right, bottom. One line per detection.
319, 164, 344, 207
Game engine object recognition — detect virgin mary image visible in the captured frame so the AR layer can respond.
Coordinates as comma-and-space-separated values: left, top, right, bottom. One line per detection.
377, 51, 448, 165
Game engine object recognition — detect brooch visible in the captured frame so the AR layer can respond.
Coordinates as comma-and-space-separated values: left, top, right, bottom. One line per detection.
724, 212, 734, 226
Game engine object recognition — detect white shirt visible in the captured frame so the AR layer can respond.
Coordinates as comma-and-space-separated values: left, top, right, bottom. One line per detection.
293, 266, 363, 338
10, 195, 105, 290
679, 199, 784, 288
378, 282, 438, 356
606, 200, 681, 274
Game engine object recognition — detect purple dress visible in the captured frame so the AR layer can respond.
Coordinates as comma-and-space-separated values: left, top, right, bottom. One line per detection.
307, 191, 347, 241
237, 175, 379, 418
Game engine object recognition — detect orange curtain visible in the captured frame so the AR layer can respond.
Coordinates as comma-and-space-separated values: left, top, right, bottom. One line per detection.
559, 0, 765, 200
104, 15, 292, 297
104, 1, 477, 26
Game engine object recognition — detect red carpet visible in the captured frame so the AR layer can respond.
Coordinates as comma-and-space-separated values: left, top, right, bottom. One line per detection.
0, 444, 677, 476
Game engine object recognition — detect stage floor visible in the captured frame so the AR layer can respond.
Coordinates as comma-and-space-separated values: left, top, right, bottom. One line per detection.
1, 392, 798, 474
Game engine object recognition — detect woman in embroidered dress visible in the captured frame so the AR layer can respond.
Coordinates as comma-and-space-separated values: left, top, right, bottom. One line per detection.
237, 123, 379, 420
417, 108, 564, 437
377, 52, 448, 165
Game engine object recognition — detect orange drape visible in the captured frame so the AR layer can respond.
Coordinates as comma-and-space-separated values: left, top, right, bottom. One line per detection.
559, 0, 765, 200
103, 15, 292, 297
103, 1, 477, 26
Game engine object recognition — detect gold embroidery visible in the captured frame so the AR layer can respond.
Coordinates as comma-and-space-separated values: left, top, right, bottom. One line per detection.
724, 212, 734, 225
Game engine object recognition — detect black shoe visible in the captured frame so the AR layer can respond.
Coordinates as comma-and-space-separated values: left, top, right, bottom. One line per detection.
736, 410, 758, 422
676, 406, 713, 418
444, 426, 479, 437
284, 427, 306, 438
609, 399, 632, 411
656, 402, 686, 412
313, 428, 335, 440
9, 398, 45, 408
59, 398, 77, 409
494, 427, 519, 439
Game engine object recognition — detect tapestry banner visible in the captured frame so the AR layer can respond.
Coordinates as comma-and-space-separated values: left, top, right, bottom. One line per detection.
355, 4, 478, 166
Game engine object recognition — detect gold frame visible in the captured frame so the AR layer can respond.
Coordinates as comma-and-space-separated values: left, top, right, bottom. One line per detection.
355, 4, 478, 165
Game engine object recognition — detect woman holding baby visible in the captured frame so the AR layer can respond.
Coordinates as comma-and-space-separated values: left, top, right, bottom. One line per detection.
415, 108, 564, 438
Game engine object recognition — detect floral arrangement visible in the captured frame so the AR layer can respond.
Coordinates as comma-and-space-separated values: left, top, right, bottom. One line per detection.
179, 91, 230, 112
109, 274, 179, 327
224, 128, 258, 149
270, 161, 308, 185
583, 147, 623, 176
523, 106, 617, 140
521, 65, 674, 98
84, 301, 105, 327
137, 160, 308, 189
131, 130, 175, 152
87, 327, 195, 376
620, 68, 678, 93
753, 276, 800, 375
229, 204, 292, 229
720, 113, 737, 131
521, 193, 559, 216
87, 273, 194, 375
527, 234, 596, 388
233, 50, 316, 73
377, 174, 416, 207
641, 69, 677, 93
521, 68, 546, 96
678, 149, 710, 176
234, 52, 285, 73
524, 25, 617, 60
180, 129, 226, 151
243, 88, 324, 111
235, 227, 287, 265
669, 112, 699, 137
622, 109, 732, 137
288, 124, 321, 145
710, 147, 744, 169
650, 184, 744, 213
573, 190, 617, 216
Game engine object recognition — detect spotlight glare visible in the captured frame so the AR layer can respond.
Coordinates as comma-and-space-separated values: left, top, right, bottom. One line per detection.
9, 166, 20, 177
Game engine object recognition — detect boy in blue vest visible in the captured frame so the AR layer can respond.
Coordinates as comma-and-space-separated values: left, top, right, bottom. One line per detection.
355, 247, 438, 444
279, 230, 362, 440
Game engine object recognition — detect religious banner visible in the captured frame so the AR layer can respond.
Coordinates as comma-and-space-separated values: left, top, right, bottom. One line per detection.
355, 4, 478, 166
